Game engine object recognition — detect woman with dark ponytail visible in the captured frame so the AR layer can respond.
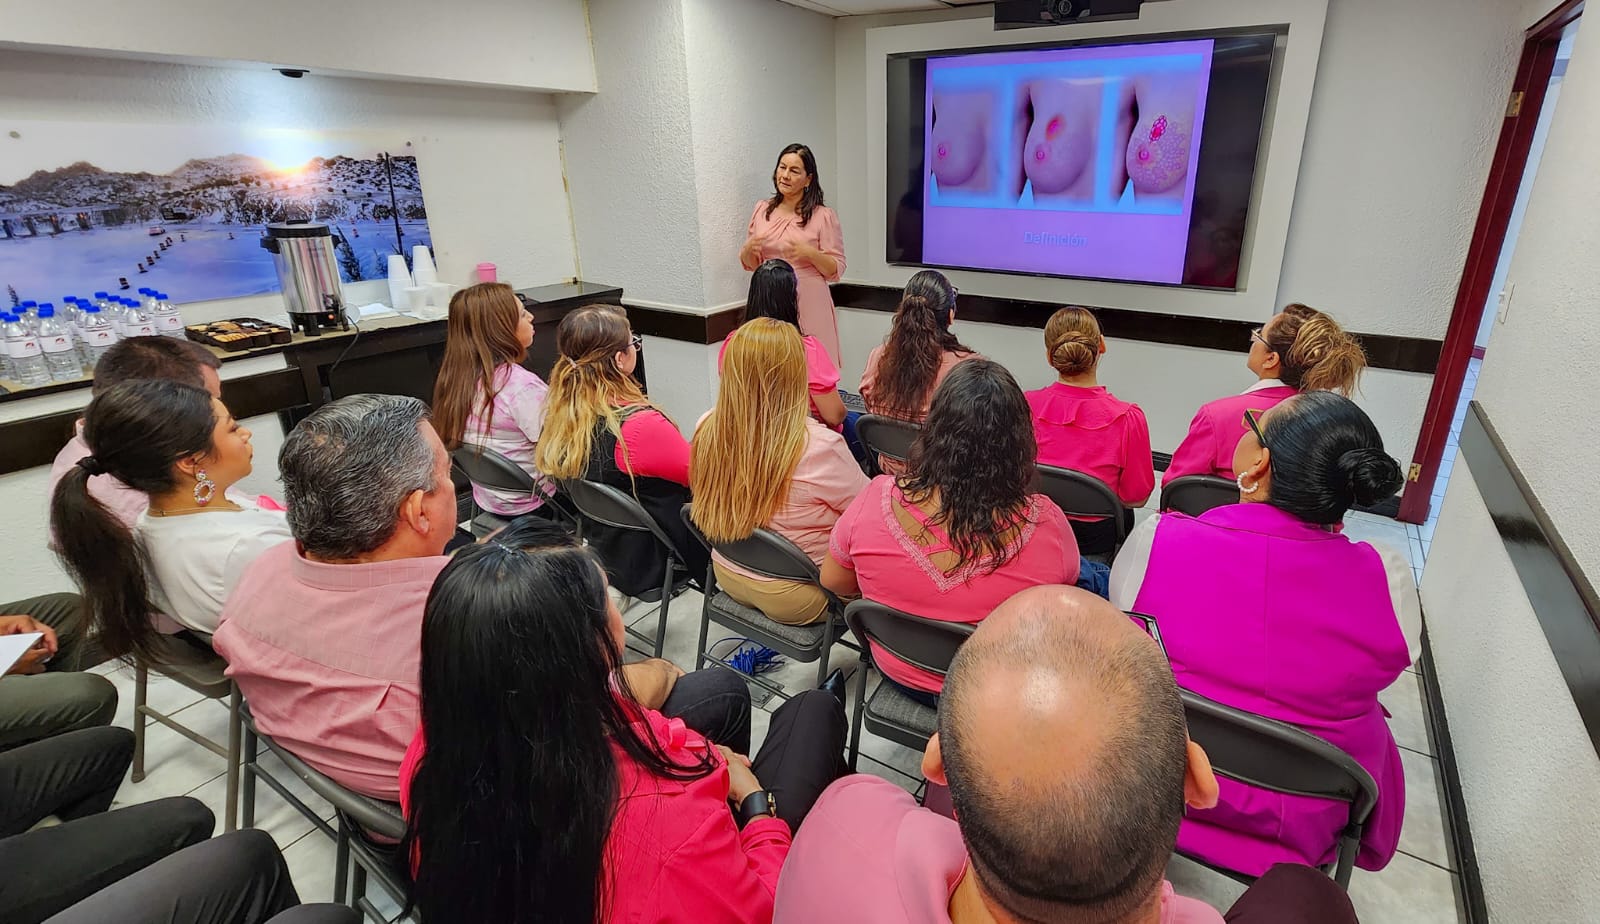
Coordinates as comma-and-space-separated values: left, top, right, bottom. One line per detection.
1107, 391, 1417, 879
50, 380, 290, 657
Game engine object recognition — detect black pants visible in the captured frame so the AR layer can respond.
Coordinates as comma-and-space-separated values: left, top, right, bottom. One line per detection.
660, 667, 753, 754
46, 829, 358, 924
0, 594, 117, 752
749, 689, 849, 832
1225, 863, 1360, 923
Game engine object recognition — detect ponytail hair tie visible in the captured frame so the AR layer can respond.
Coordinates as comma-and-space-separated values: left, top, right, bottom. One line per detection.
77, 456, 105, 476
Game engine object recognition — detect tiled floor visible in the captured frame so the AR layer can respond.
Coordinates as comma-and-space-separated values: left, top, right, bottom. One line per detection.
90, 498, 1464, 923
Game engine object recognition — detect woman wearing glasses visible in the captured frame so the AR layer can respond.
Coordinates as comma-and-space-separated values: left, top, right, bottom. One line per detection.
1107, 391, 1418, 879
536, 305, 706, 597
1162, 303, 1366, 485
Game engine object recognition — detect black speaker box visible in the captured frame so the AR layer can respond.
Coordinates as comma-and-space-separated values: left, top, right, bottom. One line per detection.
993, 0, 1143, 29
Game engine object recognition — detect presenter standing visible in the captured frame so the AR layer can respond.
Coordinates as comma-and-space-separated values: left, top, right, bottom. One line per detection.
740, 143, 846, 365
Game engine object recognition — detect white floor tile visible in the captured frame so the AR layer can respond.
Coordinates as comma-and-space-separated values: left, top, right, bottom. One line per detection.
1348, 850, 1464, 924
1164, 854, 1249, 912
113, 698, 232, 807
1396, 750, 1453, 872
280, 827, 341, 905
1379, 670, 1431, 757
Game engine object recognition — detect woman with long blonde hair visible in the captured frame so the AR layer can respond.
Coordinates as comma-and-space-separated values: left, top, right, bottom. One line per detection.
431, 283, 555, 517
535, 304, 705, 596
692, 319, 867, 625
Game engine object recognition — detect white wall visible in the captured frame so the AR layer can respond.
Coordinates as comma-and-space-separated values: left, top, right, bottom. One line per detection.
832, 0, 1526, 467
1422, 8, 1600, 919
0, 48, 581, 601
0, 0, 596, 92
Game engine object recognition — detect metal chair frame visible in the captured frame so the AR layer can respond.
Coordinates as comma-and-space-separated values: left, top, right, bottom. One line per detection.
841, 599, 973, 769
562, 479, 689, 658
129, 633, 243, 831
854, 414, 921, 467
1034, 463, 1130, 559
451, 443, 571, 538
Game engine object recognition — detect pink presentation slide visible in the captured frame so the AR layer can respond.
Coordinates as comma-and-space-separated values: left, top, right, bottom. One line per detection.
923, 38, 1214, 285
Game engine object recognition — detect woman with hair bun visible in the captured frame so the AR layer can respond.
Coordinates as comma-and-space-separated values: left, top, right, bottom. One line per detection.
1163, 303, 1367, 484
1025, 306, 1153, 511
1108, 391, 1418, 879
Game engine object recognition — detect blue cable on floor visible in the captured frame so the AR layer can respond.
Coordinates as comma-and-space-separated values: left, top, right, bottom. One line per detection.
711, 637, 784, 677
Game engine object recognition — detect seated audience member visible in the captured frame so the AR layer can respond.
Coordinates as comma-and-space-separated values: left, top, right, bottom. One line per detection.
824, 359, 1078, 703
1026, 306, 1154, 508
1110, 391, 1416, 875
1164, 303, 1366, 485
860, 270, 979, 423
430, 282, 558, 518
214, 394, 456, 801
51, 381, 290, 641
720, 259, 847, 428
0, 602, 115, 750
47, 336, 223, 532
400, 519, 848, 924
535, 304, 708, 597
772, 586, 1360, 924
693, 319, 868, 625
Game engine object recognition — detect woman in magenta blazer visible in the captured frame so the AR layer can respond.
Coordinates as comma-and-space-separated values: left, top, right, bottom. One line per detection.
401, 519, 847, 923
1110, 392, 1419, 877
1163, 303, 1366, 485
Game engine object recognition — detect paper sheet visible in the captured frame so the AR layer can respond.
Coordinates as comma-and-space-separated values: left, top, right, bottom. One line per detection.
0, 632, 45, 675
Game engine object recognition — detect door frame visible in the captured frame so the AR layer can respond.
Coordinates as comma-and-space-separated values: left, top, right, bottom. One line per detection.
1399, 0, 1583, 524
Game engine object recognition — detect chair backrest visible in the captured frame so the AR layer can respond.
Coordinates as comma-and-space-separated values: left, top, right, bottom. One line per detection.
1179, 689, 1379, 828
856, 414, 921, 465
845, 598, 974, 678
680, 504, 821, 585
1034, 464, 1128, 551
563, 478, 684, 560
1160, 475, 1238, 517
245, 708, 407, 840
452, 443, 536, 494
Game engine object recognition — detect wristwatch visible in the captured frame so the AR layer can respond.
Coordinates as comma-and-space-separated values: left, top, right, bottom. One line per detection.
736, 790, 779, 827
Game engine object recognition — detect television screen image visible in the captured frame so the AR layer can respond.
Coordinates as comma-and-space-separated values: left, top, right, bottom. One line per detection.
887, 32, 1277, 290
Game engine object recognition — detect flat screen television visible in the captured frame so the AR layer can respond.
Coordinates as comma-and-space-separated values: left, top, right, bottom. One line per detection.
886, 31, 1279, 290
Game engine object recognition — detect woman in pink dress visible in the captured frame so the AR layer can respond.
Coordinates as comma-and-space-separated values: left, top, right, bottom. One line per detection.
740, 143, 847, 365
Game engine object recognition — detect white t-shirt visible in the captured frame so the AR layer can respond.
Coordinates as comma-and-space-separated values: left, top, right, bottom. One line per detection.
134, 497, 294, 634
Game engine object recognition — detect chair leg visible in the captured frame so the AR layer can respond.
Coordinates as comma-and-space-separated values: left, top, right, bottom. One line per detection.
131, 659, 149, 783
352, 860, 369, 911
653, 559, 672, 659
1333, 830, 1359, 888
223, 684, 242, 832
241, 722, 259, 829
334, 815, 351, 904
848, 660, 869, 771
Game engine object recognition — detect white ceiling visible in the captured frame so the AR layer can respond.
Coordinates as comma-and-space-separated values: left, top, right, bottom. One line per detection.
777, 0, 990, 17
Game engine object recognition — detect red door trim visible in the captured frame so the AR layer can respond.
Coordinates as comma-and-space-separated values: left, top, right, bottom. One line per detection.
1397, 4, 1579, 523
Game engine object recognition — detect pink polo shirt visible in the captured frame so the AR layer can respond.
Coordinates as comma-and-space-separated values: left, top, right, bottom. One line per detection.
774, 775, 1224, 924
214, 541, 451, 801
829, 476, 1078, 693
1026, 382, 1155, 507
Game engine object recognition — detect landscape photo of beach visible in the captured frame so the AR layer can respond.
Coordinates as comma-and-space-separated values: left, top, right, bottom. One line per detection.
0, 123, 432, 305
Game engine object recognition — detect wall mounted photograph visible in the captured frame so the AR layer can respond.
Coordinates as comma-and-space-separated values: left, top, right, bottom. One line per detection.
0, 122, 432, 305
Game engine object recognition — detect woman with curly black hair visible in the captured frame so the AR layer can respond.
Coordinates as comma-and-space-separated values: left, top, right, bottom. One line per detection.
822, 358, 1079, 705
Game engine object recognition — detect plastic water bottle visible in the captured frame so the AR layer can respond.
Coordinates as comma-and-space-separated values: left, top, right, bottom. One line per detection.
81, 305, 117, 371
151, 292, 185, 338
16, 301, 37, 335
36, 306, 81, 381
122, 298, 157, 338
3, 312, 50, 386
138, 288, 158, 313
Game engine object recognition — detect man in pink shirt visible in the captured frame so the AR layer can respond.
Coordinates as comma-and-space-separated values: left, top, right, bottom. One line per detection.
773, 586, 1359, 924
48, 337, 223, 537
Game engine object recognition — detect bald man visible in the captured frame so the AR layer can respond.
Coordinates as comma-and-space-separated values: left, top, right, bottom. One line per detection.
772, 586, 1359, 924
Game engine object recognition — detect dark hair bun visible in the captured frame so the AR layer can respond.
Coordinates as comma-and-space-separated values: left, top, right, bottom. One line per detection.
1337, 448, 1403, 507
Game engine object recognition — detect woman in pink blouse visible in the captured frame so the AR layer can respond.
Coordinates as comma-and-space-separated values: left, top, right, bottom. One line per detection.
739, 144, 846, 365
694, 319, 868, 625
432, 282, 556, 517
720, 259, 847, 429
824, 359, 1078, 703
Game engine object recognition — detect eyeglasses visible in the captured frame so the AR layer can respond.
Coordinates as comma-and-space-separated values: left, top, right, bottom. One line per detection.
1243, 409, 1269, 449
630, 334, 643, 351
1250, 327, 1271, 350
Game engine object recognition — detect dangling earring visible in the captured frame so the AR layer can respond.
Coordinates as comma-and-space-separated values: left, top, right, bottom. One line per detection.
1237, 473, 1259, 495
194, 469, 217, 506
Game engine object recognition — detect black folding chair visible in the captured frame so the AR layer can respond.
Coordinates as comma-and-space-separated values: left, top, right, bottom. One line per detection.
562, 479, 688, 658
1034, 464, 1129, 560
1160, 474, 1239, 517
680, 504, 851, 699
855, 414, 921, 468
451, 444, 572, 538
129, 633, 243, 832
842, 599, 973, 769
1179, 689, 1380, 889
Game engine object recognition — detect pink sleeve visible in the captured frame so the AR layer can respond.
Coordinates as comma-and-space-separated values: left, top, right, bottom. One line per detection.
858, 347, 881, 407
618, 410, 691, 486
1046, 502, 1081, 584
659, 810, 788, 923
747, 201, 764, 239
815, 208, 846, 282
804, 337, 841, 394
1119, 405, 1156, 506
1162, 406, 1216, 486
812, 436, 870, 514
828, 480, 874, 568
509, 384, 548, 445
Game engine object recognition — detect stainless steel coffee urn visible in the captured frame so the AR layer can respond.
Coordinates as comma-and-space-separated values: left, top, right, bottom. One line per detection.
260, 221, 350, 336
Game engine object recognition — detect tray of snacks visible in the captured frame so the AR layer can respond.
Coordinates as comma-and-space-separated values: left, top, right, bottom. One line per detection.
185, 318, 294, 352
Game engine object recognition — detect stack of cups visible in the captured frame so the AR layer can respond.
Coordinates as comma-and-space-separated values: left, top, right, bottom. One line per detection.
412, 245, 438, 287
387, 254, 413, 311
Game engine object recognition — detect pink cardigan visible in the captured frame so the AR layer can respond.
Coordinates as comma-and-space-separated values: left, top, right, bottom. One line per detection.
1109, 504, 1416, 875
